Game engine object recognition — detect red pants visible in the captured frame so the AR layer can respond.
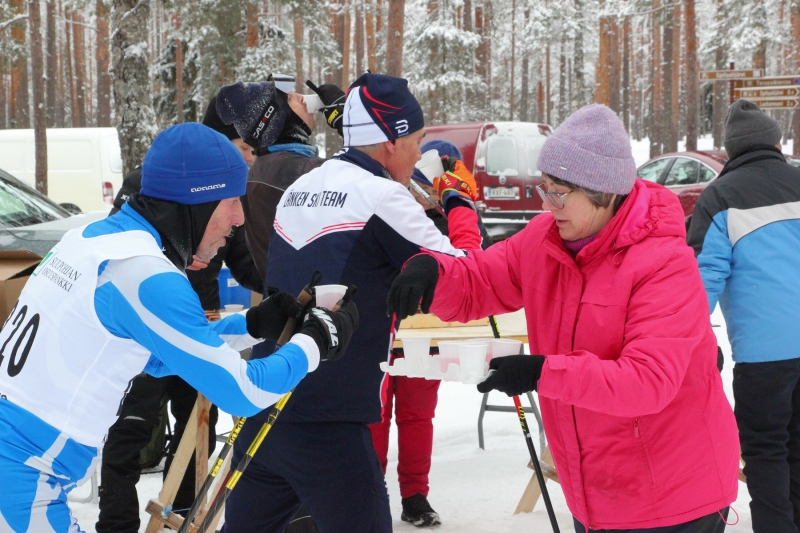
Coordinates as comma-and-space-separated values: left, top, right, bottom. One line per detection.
369, 354, 440, 499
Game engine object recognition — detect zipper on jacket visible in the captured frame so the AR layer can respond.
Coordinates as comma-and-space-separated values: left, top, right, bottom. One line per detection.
634, 418, 639, 438
634, 417, 656, 487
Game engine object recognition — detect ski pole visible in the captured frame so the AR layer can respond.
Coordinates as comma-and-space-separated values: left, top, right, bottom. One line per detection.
196, 390, 293, 533
409, 180, 447, 219
177, 416, 246, 533
195, 284, 355, 533
513, 395, 560, 533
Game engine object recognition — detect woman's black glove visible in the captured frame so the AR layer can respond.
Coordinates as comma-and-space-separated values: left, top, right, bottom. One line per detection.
245, 292, 303, 341
386, 255, 440, 321
477, 355, 546, 396
300, 300, 359, 361
306, 80, 346, 136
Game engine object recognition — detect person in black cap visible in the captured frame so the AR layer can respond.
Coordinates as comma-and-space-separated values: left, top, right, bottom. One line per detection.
216, 78, 333, 281
688, 99, 800, 533
95, 96, 264, 533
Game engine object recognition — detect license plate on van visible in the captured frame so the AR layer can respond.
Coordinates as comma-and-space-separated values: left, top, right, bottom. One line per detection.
484, 187, 519, 200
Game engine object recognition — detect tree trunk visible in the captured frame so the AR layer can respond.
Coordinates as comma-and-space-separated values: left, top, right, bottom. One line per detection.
174, 13, 183, 124
537, 81, 544, 123
63, 6, 77, 127
546, 43, 551, 124
0, 60, 6, 129
293, 15, 304, 92
365, 0, 377, 72
72, 10, 87, 127
46, 0, 59, 127
595, 13, 610, 105
572, 0, 585, 110
509, 0, 515, 121
95, 0, 112, 127
622, 17, 631, 131
651, 0, 662, 157
111, 0, 157, 176
661, 6, 675, 153
355, 2, 364, 77
520, 6, 529, 122
375, 0, 383, 36
668, 4, 680, 151
10, 0, 30, 129
609, 16, 620, 113
463, 0, 472, 31
385, 0, 404, 77
685, 0, 699, 151
342, 1, 351, 85
29, 0, 47, 194
245, 0, 258, 48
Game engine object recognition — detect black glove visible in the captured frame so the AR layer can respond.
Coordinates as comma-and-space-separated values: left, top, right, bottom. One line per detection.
306, 80, 346, 136
477, 355, 546, 396
300, 300, 359, 361
245, 292, 303, 341
386, 254, 440, 321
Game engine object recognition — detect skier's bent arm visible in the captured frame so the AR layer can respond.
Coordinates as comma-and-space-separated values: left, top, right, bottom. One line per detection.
95, 256, 319, 416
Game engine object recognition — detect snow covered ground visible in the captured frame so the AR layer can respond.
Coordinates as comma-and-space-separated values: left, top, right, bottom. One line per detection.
68, 305, 752, 532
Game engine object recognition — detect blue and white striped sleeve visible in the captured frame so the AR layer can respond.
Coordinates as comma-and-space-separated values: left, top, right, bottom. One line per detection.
94, 256, 320, 416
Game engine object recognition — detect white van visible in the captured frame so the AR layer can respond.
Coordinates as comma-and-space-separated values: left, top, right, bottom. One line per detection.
0, 127, 123, 212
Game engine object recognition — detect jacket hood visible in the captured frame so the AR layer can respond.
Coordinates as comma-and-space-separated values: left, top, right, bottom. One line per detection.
547, 179, 686, 264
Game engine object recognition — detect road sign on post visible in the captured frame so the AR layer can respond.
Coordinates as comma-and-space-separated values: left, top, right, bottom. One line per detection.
699, 69, 764, 81
739, 76, 800, 88
734, 87, 800, 99
745, 99, 799, 110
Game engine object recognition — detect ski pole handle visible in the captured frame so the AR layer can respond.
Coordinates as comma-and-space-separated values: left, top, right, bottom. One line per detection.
276, 272, 322, 346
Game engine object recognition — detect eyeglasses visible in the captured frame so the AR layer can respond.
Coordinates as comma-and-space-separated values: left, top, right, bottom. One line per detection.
535, 185, 573, 210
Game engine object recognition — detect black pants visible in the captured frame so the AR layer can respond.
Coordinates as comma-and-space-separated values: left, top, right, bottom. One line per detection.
573, 508, 728, 532
734, 358, 800, 533
96, 374, 218, 533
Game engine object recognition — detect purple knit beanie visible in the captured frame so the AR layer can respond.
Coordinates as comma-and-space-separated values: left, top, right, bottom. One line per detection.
536, 104, 636, 195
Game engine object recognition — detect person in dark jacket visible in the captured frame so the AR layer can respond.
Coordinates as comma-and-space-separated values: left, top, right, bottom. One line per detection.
96, 99, 264, 533
216, 76, 335, 280
688, 99, 800, 533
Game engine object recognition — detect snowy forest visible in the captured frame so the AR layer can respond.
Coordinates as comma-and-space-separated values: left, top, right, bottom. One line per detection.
1, 0, 800, 163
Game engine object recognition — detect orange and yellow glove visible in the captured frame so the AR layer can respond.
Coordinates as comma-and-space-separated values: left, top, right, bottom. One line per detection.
433, 157, 478, 210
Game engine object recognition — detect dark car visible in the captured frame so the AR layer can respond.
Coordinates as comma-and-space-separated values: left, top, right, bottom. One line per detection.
637, 150, 800, 228
0, 167, 105, 256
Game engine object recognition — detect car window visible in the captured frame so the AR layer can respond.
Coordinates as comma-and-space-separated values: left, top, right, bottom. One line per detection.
525, 136, 546, 176
486, 136, 519, 176
637, 158, 671, 182
699, 164, 716, 183
0, 171, 68, 227
787, 157, 800, 169
106, 137, 123, 174
663, 158, 700, 186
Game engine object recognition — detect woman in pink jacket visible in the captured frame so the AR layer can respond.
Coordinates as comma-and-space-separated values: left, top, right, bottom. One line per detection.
387, 104, 740, 532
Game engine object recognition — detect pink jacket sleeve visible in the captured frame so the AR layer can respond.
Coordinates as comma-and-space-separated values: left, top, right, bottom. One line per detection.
537, 246, 711, 417
429, 231, 525, 323
445, 206, 483, 251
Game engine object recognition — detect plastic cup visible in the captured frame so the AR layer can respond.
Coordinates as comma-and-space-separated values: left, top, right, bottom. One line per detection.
437, 341, 461, 358
402, 337, 432, 377
415, 149, 445, 181
490, 339, 523, 359
457, 343, 488, 383
224, 304, 244, 313
303, 93, 324, 113
315, 284, 347, 310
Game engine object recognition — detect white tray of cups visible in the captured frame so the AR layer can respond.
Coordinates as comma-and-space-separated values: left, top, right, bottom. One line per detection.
379, 337, 523, 385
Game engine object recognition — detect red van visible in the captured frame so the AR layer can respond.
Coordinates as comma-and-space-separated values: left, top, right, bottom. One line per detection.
423, 122, 553, 239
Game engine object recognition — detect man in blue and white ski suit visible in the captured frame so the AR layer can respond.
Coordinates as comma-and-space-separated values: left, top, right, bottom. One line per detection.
0, 123, 358, 533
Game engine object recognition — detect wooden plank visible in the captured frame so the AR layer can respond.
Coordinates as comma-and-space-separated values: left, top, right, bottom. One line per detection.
144, 401, 199, 533
514, 447, 555, 515
734, 86, 800, 98
195, 394, 211, 500
400, 313, 489, 329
